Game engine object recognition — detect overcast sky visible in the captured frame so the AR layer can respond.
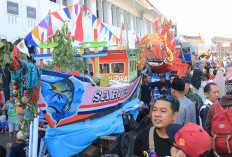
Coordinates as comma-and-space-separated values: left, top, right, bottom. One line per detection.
150, 0, 232, 40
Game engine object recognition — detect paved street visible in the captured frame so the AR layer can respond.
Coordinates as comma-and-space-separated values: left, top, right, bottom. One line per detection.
0, 133, 11, 156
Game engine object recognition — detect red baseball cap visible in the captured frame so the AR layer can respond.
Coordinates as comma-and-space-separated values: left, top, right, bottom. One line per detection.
166, 123, 211, 157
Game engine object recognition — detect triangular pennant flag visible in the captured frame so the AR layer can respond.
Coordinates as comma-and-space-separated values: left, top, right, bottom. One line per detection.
109, 31, 112, 41
112, 34, 116, 42
79, 3, 83, 9
52, 11, 64, 22
83, 5, 87, 12
96, 19, 101, 27
105, 27, 108, 34
13, 46, 17, 56
92, 14, 97, 26
32, 26, 41, 43
74, 4, 78, 15
39, 19, 48, 30
63, 7, 71, 19
25, 32, 38, 47
74, 7, 83, 41
68, 6, 73, 16
45, 14, 50, 26
17, 39, 29, 56
100, 23, 104, 33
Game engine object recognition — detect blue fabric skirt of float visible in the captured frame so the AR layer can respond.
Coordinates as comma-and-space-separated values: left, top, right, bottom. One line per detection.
44, 98, 140, 157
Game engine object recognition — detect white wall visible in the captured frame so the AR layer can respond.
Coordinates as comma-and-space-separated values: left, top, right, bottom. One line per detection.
0, 0, 165, 50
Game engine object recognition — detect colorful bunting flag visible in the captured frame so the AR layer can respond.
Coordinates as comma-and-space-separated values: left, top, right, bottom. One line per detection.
68, 6, 73, 16
17, 39, 29, 56
25, 32, 38, 47
45, 15, 50, 26
32, 26, 41, 43
39, 19, 48, 30
112, 34, 115, 42
109, 31, 112, 41
74, 4, 78, 15
51, 11, 64, 23
105, 27, 108, 34
83, 5, 87, 12
92, 14, 96, 26
96, 19, 101, 27
63, 7, 71, 19
100, 23, 104, 33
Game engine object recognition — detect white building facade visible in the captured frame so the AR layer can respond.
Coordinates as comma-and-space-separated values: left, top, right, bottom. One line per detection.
0, 0, 168, 49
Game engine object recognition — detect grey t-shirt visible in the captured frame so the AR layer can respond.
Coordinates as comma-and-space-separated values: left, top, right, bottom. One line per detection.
174, 96, 196, 125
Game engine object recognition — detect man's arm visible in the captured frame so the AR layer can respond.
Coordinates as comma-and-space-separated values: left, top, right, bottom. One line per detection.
151, 89, 154, 103
138, 88, 142, 101
1, 101, 9, 111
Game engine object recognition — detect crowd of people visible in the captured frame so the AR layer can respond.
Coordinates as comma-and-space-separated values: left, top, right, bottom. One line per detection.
136, 60, 232, 157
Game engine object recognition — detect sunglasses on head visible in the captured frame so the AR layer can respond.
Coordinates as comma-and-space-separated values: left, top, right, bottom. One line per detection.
157, 95, 175, 102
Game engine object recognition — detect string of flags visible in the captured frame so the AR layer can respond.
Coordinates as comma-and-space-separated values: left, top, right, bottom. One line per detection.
17, 1, 120, 54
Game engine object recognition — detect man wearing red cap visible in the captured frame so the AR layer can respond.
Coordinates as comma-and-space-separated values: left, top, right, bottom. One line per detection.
166, 123, 211, 157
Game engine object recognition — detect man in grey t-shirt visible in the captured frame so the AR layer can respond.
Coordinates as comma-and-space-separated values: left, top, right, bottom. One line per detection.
171, 78, 196, 125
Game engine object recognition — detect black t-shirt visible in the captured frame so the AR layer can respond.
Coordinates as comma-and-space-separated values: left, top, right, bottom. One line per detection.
141, 83, 154, 103
134, 127, 172, 157
9, 143, 27, 157
153, 80, 171, 95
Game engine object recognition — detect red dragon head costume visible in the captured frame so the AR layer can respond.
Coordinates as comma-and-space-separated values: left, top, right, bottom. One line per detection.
136, 18, 188, 76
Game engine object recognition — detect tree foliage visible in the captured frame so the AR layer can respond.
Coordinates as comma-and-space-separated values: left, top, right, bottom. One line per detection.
47, 22, 87, 74
0, 39, 14, 70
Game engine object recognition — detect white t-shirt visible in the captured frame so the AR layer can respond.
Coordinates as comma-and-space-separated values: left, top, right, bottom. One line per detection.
0, 115, 6, 123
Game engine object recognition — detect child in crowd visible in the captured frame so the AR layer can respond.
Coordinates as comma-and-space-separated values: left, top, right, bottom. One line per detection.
0, 110, 7, 134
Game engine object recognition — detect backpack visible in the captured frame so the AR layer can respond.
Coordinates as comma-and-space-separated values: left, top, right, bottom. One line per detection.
211, 102, 232, 155
147, 126, 158, 157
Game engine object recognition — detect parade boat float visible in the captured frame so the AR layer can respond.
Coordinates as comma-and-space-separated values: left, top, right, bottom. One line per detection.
8, 2, 150, 156
137, 18, 189, 76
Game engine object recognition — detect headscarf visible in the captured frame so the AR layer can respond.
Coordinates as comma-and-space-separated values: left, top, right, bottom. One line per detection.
191, 69, 202, 90
225, 67, 232, 81
213, 70, 226, 98
209, 68, 215, 80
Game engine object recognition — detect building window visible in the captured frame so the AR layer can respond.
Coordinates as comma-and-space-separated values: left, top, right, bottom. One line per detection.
111, 5, 117, 26
116, 7, 121, 27
50, 0, 56, 2
103, 1, 108, 23
7, 1, 18, 15
127, 13, 132, 31
111, 63, 125, 74
136, 17, 140, 34
100, 63, 110, 74
96, 0, 103, 21
62, 0, 67, 6
11, 16, 14, 24
133, 15, 136, 31
27, 7, 36, 19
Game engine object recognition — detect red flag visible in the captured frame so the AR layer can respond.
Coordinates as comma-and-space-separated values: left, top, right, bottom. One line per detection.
74, 7, 83, 41
120, 22, 125, 45
47, 14, 53, 37
136, 33, 140, 43
51, 11, 64, 23
83, 5, 87, 12
13, 46, 17, 56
